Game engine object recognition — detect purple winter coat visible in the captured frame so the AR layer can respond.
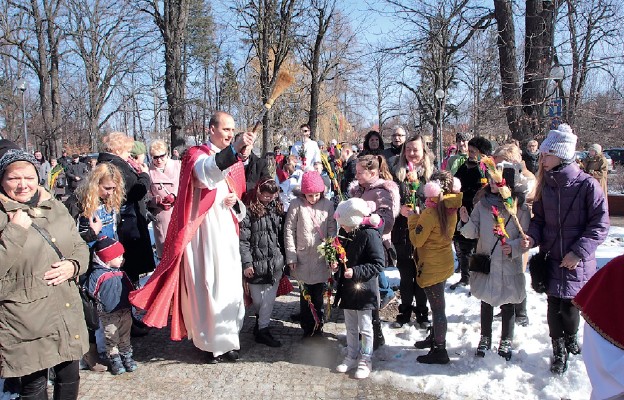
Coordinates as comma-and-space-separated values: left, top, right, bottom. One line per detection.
527, 162, 609, 299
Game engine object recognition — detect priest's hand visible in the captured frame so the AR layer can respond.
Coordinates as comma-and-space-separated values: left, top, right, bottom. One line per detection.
223, 193, 238, 208
233, 131, 256, 154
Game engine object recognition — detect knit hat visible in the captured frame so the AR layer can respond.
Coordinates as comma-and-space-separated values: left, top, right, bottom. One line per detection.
468, 136, 493, 156
0, 139, 20, 159
300, 171, 326, 194
317, 140, 325, 147
331, 139, 338, 146
589, 143, 602, 154
131, 141, 147, 156
334, 198, 381, 229
94, 236, 125, 264
71, 154, 80, 159
539, 123, 577, 161
456, 132, 472, 142
0, 148, 39, 180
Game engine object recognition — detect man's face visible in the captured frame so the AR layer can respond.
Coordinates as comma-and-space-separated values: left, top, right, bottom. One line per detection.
527, 142, 538, 153
457, 140, 469, 154
392, 128, 406, 147
301, 127, 310, 140
210, 114, 236, 150
34, 151, 42, 161
468, 146, 480, 161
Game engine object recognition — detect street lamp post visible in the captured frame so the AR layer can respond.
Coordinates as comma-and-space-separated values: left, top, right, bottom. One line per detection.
435, 89, 445, 168
17, 79, 28, 152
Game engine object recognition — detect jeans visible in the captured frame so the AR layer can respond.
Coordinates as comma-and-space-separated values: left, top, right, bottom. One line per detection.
378, 269, 394, 300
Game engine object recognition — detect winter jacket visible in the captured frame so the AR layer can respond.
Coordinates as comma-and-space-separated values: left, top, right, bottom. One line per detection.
527, 162, 610, 299
382, 145, 402, 163
334, 226, 385, 310
88, 260, 133, 313
339, 156, 357, 196
35, 160, 51, 188
98, 152, 155, 281
348, 178, 400, 243
460, 192, 530, 307
408, 193, 462, 288
65, 161, 89, 192
522, 151, 540, 175
581, 154, 608, 198
240, 201, 285, 285
0, 188, 89, 378
284, 196, 336, 285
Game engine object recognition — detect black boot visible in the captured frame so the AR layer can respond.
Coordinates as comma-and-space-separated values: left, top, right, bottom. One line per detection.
564, 333, 581, 355
498, 339, 512, 361
414, 326, 434, 349
414, 305, 430, 329
551, 338, 568, 375
391, 304, 412, 328
53, 380, 80, 400
417, 342, 450, 364
372, 309, 385, 350
256, 328, 282, 347
253, 314, 259, 336
475, 335, 491, 357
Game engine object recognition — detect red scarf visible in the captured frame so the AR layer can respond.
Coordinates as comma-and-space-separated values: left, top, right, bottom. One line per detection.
129, 144, 245, 340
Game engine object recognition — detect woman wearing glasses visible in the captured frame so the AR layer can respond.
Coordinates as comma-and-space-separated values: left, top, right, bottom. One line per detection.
147, 140, 181, 259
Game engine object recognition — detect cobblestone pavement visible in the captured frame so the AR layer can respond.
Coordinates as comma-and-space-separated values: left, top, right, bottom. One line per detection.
78, 287, 436, 399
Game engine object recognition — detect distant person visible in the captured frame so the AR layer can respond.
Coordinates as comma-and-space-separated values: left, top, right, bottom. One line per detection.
33, 150, 51, 188
171, 148, 180, 160
58, 149, 72, 167
339, 143, 357, 196
522, 140, 540, 174
359, 130, 384, 157
290, 124, 321, 171
65, 153, 89, 194
445, 132, 471, 175
440, 145, 457, 171
581, 143, 609, 197
382, 126, 406, 162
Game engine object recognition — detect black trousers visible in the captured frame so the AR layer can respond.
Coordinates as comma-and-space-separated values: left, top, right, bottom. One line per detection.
21, 360, 80, 400
547, 296, 580, 339
299, 282, 325, 334
396, 244, 428, 316
454, 237, 478, 281
481, 302, 515, 340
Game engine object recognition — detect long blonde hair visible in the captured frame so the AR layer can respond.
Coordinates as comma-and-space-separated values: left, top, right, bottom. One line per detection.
394, 134, 433, 182
533, 155, 546, 201
76, 163, 126, 218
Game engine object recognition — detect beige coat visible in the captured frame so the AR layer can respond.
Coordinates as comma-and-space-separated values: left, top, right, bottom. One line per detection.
284, 196, 336, 284
582, 155, 608, 197
0, 188, 89, 378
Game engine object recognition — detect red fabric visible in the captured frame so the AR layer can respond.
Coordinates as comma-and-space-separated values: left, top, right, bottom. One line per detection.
276, 274, 294, 297
573, 254, 624, 350
129, 145, 245, 340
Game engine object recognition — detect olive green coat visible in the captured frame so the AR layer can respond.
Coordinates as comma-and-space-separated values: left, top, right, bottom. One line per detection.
0, 188, 89, 378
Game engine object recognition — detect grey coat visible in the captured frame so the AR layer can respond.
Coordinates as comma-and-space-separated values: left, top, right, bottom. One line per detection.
0, 188, 90, 378
284, 196, 336, 284
460, 193, 530, 307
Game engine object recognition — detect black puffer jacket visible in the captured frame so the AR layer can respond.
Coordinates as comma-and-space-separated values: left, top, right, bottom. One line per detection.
334, 226, 385, 310
239, 201, 285, 285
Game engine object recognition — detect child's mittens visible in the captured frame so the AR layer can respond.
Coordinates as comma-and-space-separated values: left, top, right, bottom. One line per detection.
362, 213, 382, 229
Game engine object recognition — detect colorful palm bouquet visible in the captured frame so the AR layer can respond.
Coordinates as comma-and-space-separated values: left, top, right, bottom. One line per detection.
405, 161, 421, 208
317, 236, 348, 320
491, 206, 509, 245
321, 153, 343, 200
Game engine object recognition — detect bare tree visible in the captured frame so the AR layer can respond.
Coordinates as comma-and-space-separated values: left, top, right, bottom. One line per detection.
140, 0, 190, 149
236, 0, 301, 154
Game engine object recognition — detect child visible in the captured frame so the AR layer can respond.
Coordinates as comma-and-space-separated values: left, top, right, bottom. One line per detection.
240, 178, 286, 347
333, 198, 385, 379
88, 237, 137, 375
284, 171, 336, 336
459, 162, 530, 361
408, 170, 462, 364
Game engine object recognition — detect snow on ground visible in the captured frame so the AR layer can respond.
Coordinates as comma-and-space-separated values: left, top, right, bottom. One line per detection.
367, 225, 624, 400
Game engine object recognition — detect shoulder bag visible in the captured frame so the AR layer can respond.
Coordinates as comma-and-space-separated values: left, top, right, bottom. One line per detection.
469, 215, 512, 275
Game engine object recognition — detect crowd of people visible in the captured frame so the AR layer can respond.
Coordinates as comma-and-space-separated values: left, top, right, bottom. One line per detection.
0, 114, 619, 399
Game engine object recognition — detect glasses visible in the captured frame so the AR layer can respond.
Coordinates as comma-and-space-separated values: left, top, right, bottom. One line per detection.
153, 154, 167, 160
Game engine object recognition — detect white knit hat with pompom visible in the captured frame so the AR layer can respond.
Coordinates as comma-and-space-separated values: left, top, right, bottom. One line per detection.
334, 198, 381, 229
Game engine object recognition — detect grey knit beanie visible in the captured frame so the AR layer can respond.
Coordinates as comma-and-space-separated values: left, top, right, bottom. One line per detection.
539, 124, 577, 161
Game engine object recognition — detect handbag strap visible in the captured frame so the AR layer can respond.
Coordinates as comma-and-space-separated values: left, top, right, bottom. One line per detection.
489, 215, 513, 256
31, 222, 65, 261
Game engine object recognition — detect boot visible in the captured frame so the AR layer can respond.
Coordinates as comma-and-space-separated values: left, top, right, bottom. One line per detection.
120, 351, 138, 372
82, 343, 107, 372
255, 328, 282, 347
564, 333, 581, 355
414, 305, 430, 329
417, 342, 450, 364
449, 277, 469, 290
550, 338, 568, 375
372, 310, 385, 350
53, 380, 79, 400
391, 304, 412, 328
109, 354, 126, 375
414, 327, 434, 349
475, 335, 491, 357
498, 339, 512, 361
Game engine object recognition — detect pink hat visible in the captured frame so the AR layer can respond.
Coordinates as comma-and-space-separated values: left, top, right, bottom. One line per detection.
300, 171, 326, 194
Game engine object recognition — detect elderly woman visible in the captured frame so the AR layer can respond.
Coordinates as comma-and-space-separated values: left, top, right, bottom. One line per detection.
581, 143, 609, 198
147, 140, 181, 258
0, 141, 89, 399
97, 132, 155, 283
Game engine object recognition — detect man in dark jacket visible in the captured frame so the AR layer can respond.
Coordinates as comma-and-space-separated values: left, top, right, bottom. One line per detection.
522, 140, 540, 174
382, 126, 406, 162
65, 154, 89, 194
235, 133, 270, 191
451, 136, 493, 290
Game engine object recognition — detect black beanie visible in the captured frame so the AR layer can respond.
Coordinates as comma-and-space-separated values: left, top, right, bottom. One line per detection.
0, 139, 20, 160
468, 137, 493, 156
